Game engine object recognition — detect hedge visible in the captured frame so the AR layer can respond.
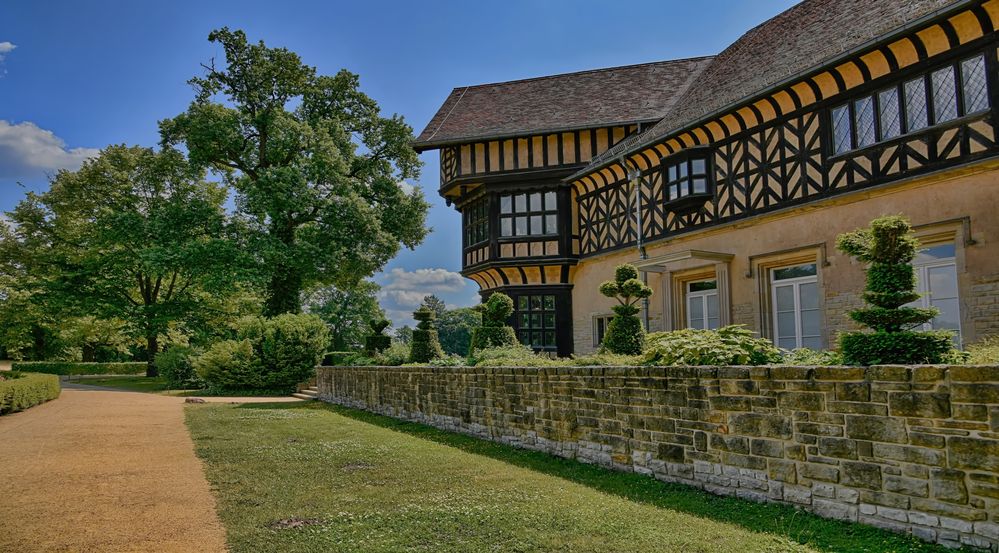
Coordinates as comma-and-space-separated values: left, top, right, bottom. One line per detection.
0, 372, 61, 414
9, 361, 147, 376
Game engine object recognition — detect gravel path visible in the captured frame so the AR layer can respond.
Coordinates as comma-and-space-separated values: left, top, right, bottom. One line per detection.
0, 385, 229, 552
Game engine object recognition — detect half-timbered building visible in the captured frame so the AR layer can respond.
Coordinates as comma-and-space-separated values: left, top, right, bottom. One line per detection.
414, 0, 999, 356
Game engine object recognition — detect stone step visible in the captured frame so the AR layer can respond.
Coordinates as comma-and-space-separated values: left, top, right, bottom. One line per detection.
292, 391, 318, 400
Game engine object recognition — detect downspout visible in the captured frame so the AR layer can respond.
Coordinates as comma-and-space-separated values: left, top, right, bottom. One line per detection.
622, 157, 650, 332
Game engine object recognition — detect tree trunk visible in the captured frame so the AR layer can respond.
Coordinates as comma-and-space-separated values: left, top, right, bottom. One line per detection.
146, 333, 159, 378
264, 261, 303, 316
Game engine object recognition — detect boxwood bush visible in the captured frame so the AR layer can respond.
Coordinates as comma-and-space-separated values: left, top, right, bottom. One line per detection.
154, 346, 203, 389
0, 372, 61, 414
9, 361, 146, 376
470, 293, 518, 352
644, 326, 781, 366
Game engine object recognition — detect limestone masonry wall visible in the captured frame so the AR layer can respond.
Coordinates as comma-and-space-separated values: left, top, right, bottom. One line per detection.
318, 365, 999, 550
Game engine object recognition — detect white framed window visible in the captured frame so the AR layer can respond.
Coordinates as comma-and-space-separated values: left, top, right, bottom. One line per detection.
771, 263, 821, 350
686, 280, 719, 330
592, 314, 614, 348
907, 243, 961, 344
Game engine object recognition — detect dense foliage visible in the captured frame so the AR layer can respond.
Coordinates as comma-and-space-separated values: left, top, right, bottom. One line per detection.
409, 308, 444, 363
195, 313, 329, 391
599, 265, 653, 355
0, 372, 60, 414
161, 28, 429, 314
644, 326, 782, 366
966, 336, 999, 364
469, 293, 518, 352
10, 361, 147, 376
305, 280, 385, 351
154, 346, 203, 389
836, 216, 955, 365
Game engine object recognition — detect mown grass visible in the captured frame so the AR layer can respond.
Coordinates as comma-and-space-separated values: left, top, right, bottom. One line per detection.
185, 401, 957, 553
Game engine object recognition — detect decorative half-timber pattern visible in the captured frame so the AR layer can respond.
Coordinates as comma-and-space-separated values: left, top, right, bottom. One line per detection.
441, 125, 640, 193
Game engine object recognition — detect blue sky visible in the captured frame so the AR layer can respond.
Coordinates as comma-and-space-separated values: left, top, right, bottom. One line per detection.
0, 0, 797, 327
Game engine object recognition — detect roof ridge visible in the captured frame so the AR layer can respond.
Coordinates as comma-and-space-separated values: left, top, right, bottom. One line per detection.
456, 55, 716, 90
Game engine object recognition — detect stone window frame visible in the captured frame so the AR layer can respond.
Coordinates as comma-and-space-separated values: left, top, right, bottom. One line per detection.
668, 267, 722, 332
749, 244, 828, 348
591, 313, 614, 348
911, 217, 974, 344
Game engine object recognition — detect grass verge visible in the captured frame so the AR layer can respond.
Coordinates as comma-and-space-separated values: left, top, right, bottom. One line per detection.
185, 401, 955, 553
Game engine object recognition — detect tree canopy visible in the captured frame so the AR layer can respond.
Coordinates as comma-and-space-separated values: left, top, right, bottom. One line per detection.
305, 280, 385, 351
161, 27, 430, 315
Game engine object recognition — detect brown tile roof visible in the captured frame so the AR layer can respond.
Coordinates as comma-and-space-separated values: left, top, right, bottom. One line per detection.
413, 56, 715, 151
577, 0, 966, 177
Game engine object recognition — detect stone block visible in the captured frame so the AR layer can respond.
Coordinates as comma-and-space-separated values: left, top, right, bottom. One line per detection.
948, 436, 999, 472
778, 391, 825, 412
785, 444, 806, 461
931, 469, 969, 505
657, 443, 685, 463
800, 463, 840, 483
710, 434, 749, 454
750, 438, 784, 458
709, 396, 753, 411
818, 437, 858, 459
845, 415, 908, 443
828, 401, 888, 416
720, 452, 767, 471
872, 443, 946, 466
813, 498, 858, 521
728, 413, 792, 439
837, 382, 871, 402
889, 392, 951, 419
795, 422, 843, 437
951, 383, 999, 403
841, 461, 882, 490
884, 475, 929, 497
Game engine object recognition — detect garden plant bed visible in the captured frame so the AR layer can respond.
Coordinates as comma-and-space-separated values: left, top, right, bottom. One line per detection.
184, 400, 953, 553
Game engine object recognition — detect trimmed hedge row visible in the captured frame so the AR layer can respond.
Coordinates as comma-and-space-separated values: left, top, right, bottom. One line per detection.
10, 361, 147, 376
0, 372, 61, 414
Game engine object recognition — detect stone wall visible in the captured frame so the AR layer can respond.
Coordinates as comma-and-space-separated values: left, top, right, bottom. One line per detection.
318, 364, 999, 550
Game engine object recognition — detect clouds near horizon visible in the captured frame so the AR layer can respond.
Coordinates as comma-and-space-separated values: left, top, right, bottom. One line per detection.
375, 267, 474, 328
0, 120, 100, 179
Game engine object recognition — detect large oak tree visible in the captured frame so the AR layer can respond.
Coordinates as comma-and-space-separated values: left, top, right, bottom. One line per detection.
161, 28, 429, 315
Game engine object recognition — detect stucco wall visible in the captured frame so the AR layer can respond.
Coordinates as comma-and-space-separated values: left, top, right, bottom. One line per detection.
571, 163, 999, 354
318, 364, 999, 550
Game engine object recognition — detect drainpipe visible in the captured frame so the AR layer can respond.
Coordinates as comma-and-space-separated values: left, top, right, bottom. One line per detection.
622, 157, 650, 332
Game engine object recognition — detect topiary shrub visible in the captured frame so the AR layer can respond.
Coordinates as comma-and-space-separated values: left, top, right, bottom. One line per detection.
643, 325, 781, 366
836, 215, 956, 365
599, 264, 653, 355
409, 307, 444, 363
154, 346, 204, 389
0, 372, 60, 414
364, 318, 392, 355
469, 292, 518, 352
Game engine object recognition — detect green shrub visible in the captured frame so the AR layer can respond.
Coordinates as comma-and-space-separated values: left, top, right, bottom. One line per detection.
9, 361, 146, 376
195, 313, 329, 392
409, 308, 444, 363
154, 346, 203, 389
837, 216, 960, 365
322, 351, 355, 366
0, 372, 61, 414
426, 354, 467, 367
364, 319, 392, 355
644, 325, 781, 366
966, 335, 999, 364
599, 264, 653, 355
469, 345, 559, 367
569, 352, 644, 366
258, 313, 330, 390
780, 348, 844, 365
470, 293, 518, 351
195, 339, 263, 390
840, 331, 955, 366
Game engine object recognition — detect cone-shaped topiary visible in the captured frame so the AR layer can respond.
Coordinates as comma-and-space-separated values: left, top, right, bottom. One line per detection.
364, 318, 392, 355
599, 264, 653, 355
470, 292, 518, 351
836, 215, 954, 365
409, 307, 444, 363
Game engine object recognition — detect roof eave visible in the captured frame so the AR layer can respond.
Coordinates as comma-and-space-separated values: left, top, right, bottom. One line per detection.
564, 0, 975, 183
411, 117, 663, 153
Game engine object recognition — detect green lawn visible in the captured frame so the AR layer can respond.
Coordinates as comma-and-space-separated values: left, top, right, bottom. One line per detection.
185, 402, 953, 553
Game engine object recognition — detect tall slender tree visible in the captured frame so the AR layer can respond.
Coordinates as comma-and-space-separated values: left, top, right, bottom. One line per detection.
161, 28, 429, 315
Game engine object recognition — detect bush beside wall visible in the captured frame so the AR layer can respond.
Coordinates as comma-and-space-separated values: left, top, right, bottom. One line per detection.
318, 364, 999, 550
9, 362, 146, 376
0, 372, 60, 414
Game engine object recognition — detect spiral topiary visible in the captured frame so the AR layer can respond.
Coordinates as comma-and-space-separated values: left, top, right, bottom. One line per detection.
599, 264, 653, 355
409, 307, 444, 363
836, 215, 955, 365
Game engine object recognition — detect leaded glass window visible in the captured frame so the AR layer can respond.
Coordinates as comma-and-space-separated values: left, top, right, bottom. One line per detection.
832, 104, 852, 154
464, 197, 489, 246
663, 151, 712, 204
515, 294, 557, 351
854, 96, 876, 148
499, 191, 557, 238
932, 66, 959, 123
961, 54, 989, 114
904, 77, 929, 132
878, 87, 901, 140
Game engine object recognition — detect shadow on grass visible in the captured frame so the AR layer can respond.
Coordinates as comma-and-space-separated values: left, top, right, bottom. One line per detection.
233, 401, 957, 553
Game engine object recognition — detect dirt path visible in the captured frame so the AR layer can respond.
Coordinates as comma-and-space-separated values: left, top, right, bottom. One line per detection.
0, 360, 11, 371
0, 385, 229, 552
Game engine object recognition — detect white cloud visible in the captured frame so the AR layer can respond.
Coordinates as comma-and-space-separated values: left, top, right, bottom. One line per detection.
398, 180, 415, 195
0, 42, 15, 60
0, 120, 100, 179
381, 267, 466, 293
